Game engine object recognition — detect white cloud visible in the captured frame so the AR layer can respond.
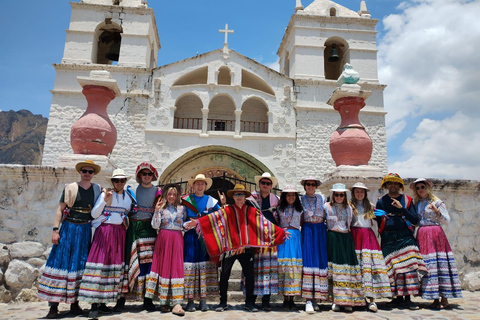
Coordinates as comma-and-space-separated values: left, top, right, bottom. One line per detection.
265, 60, 280, 72
378, 0, 480, 138
389, 111, 480, 179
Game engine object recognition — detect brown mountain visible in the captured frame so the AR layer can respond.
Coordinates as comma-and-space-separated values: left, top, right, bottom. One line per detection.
0, 110, 48, 165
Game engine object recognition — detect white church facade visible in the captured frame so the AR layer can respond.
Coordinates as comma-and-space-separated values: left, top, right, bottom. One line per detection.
42, 0, 388, 188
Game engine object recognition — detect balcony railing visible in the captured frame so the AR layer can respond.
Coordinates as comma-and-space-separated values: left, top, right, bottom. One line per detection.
173, 117, 268, 133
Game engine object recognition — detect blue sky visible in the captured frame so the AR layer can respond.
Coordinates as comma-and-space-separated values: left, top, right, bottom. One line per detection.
1, 0, 479, 179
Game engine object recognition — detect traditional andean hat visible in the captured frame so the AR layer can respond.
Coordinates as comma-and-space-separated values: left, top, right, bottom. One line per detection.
227, 184, 252, 198
135, 162, 159, 183
300, 176, 322, 187
409, 178, 433, 190
380, 172, 405, 190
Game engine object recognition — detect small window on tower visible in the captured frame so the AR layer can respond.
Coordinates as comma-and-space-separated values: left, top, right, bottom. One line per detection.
330, 8, 337, 16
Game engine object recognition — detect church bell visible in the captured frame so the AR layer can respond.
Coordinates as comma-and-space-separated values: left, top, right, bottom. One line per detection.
105, 34, 121, 61
328, 44, 340, 62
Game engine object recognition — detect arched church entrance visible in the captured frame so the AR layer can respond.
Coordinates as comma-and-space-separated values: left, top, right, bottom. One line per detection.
158, 145, 274, 203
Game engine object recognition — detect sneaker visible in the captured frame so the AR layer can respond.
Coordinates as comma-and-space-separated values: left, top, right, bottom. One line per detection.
405, 300, 419, 310
70, 302, 83, 315
244, 302, 258, 312
305, 301, 315, 314
368, 301, 378, 312
186, 300, 196, 312
332, 304, 340, 312
282, 300, 289, 311
113, 298, 125, 312
98, 303, 112, 314
215, 302, 228, 312
344, 306, 353, 312
261, 300, 272, 312
46, 306, 59, 319
199, 299, 209, 311
289, 300, 297, 310
88, 310, 98, 320
312, 300, 320, 312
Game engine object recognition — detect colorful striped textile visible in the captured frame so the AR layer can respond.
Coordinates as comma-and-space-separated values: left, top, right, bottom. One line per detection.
301, 222, 328, 300
417, 225, 462, 299
327, 231, 365, 306
197, 205, 286, 258
253, 247, 279, 295
278, 229, 303, 296
122, 220, 156, 300
381, 229, 427, 296
351, 227, 392, 299
145, 229, 184, 304
37, 221, 92, 303
78, 224, 126, 303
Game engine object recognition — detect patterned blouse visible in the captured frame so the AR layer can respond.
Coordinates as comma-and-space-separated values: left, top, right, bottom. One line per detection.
351, 201, 375, 229
277, 205, 302, 230
416, 198, 450, 226
300, 194, 326, 223
152, 204, 186, 231
324, 202, 352, 233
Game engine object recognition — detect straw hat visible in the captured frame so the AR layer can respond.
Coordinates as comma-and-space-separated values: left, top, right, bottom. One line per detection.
409, 178, 433, 190
227, 184, 252, 198
188, 174, 213, 190
106, 169, 131, 182
254, 172, 278, 188
75, 159, 101, 174
381, 173, 405, 190
135, 162, 159, 183
300, 176, 322, 187
330, 183, 349, 193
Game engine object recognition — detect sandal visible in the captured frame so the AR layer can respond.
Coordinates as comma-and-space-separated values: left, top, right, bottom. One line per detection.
368, 301, 378, 312
172, 304, 185, 317
429, 301, 442, 309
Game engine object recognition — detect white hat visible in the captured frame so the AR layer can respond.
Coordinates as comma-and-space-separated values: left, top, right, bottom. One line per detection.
300, 176, 322, 187
330, 183, 349, 192
187, 174, 213, 190
107, 169, 131, 181
254, 172, 278, 188
281, 185, 299, 193
350, 182, 369, 191
409, 178, 433, 190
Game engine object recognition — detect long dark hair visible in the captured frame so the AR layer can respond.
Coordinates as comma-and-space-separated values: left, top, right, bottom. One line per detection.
278, 192, 303, 212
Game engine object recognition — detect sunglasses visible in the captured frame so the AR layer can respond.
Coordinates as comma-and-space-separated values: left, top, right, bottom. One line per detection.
305, 183, 317, 187
112, 178, 126, 183
233, 193, 245, 197
333, 193, 345, 197
260, 180, 272, 186
140, 172, 153, 176
81, 169, 95, 174
416, 185, 426, 190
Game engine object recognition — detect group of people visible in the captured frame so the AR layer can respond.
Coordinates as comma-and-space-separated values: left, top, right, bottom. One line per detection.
37, 162, 463, 318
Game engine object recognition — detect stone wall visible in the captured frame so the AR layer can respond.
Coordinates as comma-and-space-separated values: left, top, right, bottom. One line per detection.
0, 165, 479, 302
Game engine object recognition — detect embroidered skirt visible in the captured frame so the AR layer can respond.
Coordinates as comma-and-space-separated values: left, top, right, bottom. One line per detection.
122, 220, 156, 300
327, 231, 365, 306
145, 229, 184, 304
417, 225, 462, 300
351, 227, 392, 299
301, 222, 328, 300
252, 247, 279, 296
183, 229, 218, 300
381, 229, 427, 296
37, 221, 91, 303
277, 229, 302, 296
78, 223, 126, 303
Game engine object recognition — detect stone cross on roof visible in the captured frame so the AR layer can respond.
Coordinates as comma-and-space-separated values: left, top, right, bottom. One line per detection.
219, 24, 234, 46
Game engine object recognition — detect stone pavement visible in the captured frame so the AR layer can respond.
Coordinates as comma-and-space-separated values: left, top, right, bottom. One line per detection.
1, 291, 479, 320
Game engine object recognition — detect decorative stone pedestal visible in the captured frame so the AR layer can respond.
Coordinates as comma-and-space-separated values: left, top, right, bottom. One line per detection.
57, 154, 117, 179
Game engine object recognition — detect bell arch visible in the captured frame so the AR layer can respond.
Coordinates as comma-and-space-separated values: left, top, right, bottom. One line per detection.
92, 19, 123, 64
324, 37, 349, 80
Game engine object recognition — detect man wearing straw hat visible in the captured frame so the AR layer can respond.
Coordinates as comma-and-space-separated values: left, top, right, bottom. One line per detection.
186, 184, 286, 313
246, 172, 279, 311
181, 173, 222, 312
38, 160, 102, 319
